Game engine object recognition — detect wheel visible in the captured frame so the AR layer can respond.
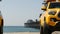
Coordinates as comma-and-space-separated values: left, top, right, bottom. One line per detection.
44, 22, 53, 34
40, 25, 43, 34
0, 19, 3, 34
40, 22, 53, 34
0, 26, 3, 34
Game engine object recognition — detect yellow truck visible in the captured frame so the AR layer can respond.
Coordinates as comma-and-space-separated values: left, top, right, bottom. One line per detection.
0, 11, 3, 34
0, 0, 4, 34
40, 0, 60, 34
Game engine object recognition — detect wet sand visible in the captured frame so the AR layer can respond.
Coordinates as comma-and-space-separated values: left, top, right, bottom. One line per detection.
52, 31, 60, 34
3, 32, 40, 34
3, 31, 60, 34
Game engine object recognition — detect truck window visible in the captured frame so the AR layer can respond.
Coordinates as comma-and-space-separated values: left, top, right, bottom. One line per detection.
49, 2, 60, 8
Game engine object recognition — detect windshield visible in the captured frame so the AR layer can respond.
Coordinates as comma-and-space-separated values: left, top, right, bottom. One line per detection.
49, 2, 60, 8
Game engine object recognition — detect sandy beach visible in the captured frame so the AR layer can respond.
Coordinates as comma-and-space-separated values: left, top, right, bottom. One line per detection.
3, 31, 60, 34
52, 31, 60, 34
3, 32, 40, 34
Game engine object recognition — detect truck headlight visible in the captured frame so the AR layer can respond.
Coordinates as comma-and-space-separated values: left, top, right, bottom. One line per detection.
48, 11, 56, 15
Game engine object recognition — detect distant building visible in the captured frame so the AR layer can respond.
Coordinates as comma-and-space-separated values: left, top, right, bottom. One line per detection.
24, 19, 40, 29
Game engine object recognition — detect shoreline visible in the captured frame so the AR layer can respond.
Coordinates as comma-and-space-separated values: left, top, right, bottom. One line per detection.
3, 32, 40, 34
3, 31, 60, 34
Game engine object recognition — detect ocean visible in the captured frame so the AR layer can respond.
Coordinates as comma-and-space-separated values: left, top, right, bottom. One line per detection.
3, 26, 40, 32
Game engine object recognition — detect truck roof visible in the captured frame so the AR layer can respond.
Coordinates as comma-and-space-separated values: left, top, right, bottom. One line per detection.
44, 0, 56, 2
44, 0, 56, 3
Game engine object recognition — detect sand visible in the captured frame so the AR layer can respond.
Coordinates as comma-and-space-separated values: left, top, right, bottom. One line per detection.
3, 32, 40, 34
3, 31, 60, 34
52, 31, 60, 34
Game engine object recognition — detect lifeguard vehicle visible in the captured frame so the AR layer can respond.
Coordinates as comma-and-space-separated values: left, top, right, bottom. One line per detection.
0, 11, 3, 34
0, 0, 3, 34
40, 0, 60, 34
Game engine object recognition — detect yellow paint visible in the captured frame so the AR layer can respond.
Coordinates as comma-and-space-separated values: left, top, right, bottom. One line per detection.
40, 2, 60, 27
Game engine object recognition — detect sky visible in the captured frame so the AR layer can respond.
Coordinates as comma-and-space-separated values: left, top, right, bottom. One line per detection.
0, 0, 43, 26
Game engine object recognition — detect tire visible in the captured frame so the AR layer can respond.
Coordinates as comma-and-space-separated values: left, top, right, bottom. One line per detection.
40, 22, 52, 34
0, 26, 3, 34
0, 19, 3, 34
44, 22, 53, 34
40, 26, 43, 34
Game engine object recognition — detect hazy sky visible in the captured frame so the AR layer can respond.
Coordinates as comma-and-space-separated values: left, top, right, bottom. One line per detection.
0, 0, 43, 26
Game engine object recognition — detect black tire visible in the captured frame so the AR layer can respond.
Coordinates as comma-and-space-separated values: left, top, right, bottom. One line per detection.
40, 22, 52, 34
44, 22, 53, 34
0, 19, 3, 34
40, 25, 43, 34
0, 26, 3, 34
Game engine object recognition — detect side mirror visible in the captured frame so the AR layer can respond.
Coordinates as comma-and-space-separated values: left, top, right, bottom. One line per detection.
41, 5, 46, 11
39, 14, 42, 17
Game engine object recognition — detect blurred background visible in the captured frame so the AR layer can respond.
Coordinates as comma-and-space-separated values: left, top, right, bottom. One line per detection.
0, 0, 44, 34
0, 0, 43, 26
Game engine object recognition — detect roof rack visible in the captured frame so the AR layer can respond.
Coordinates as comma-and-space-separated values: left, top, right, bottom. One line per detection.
44, 0, 56, 2
44, 0, 56, 3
